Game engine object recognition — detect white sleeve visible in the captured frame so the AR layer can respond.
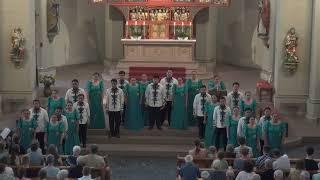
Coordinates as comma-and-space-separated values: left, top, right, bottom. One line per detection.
145, 86, 150, 106
105, 90, 109, 111
193, 95, 198, 114
212, 107, 218, 127
81, 89, 88, 102
237, 118, 243, 137
63, 117, 68, 132
65, 89, 70, 103
160, 86, 166, 105
120, 89, 124, 111
160, 78, 165, 86
226, 94, 231, 107
86, 104, 90, 122
43, 109, 49, 122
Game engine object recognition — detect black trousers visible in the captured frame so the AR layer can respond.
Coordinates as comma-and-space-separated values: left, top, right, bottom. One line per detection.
215, 127, 227, 150
35, 132, 45, 154
109, 111, 121, 136
161, 101, 172, 125
121, 104, 126, 124
149, 107, 162, 129
79, 124, 87, 147
197, 116, 205, 139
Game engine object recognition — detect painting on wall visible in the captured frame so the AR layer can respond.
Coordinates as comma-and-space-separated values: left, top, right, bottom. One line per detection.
47, 0, 60, 43
257, 0, 270, 48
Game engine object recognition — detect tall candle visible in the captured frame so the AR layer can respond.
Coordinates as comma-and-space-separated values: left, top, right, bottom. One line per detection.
173, 22, 176, 37
182, 22, 184, 32
135, 21, 137, 26
143, 21, 146, 38
190, 22, 192, 39
126, 21, 128, 39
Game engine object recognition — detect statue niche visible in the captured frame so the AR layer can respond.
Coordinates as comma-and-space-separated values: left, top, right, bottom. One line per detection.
47, 0, 60, 43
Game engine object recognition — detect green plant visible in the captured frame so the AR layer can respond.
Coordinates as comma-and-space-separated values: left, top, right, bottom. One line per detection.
129, 26, 142, 37
39, 75, 55, 86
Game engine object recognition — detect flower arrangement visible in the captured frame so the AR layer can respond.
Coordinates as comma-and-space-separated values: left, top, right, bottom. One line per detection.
39, 74, 55, 87
129, 26, 143, 39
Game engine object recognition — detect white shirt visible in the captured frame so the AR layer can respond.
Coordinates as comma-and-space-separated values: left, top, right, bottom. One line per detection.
259, 115, 272, 126
273, 155, 291, 172
235, 171, 254, 180
105, 88, 124, 112
145, 83, 166, 107
73, 102, 90, 124
227, 91, 244, 110
29, 107, 49, 132
160, 77, 178, 101
118, 79, 129, 90
78, 175, 93, 180
237, 116, 249, 137
193, 93, 211, 117
58, 115, 68, 132
65, 88, 87, 104
234, 145, 253, 158
213, 105, 231, 128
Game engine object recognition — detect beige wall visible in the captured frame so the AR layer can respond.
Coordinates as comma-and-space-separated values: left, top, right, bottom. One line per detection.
0, 0, 36, 98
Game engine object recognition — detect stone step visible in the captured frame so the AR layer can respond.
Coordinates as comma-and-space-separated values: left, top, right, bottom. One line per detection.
87, 135, 195, 145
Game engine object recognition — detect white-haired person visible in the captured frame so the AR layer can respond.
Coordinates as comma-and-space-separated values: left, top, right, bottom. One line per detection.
235, 160, 255, 180
312, 162, 320, 180
250, 174, 261, 180
274, 170, 284, 180
300, 171, 310, 180
178, 155, 201, 180
201, 171, 210, 180
226, 167, 235, 180
78, 166, 93, 180
57, 169, 69, 180
66, 145, 81, 167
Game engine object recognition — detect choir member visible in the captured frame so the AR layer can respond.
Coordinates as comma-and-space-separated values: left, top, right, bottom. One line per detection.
65, 79, 87, 104
73, 94, 90, 147
226, 82, 244, 110
47, 89, 65, 118
170, 77, 188, 129
186, 71, 203, 126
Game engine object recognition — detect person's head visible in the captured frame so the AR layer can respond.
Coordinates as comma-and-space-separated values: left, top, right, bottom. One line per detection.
72, 79, 79, 89
90, 144, 99, 154
295, 159, 305, 170
93, 72, 100, 81
30, 141, 39, 152
0, 164, 5, 174
200, 85, 207, 94
51, 89, 58, 98
50, 114, 58, 123
141, 73, 148, 81
274, 170, 284, 180
226, 168, 235, 180
217, 151, 225, 160
305, 146, 314, 157
232, 107, 240, 116
213, 75, 220, 83
211, 95, 218, 103
21, 155, 30, 166
66, 101, 73, 110
33, 99, 41, 109
300, 171, 310, 180
0, 141, 5, 152
57, 169, 69, 180
47, 144, 58, 156
272, 149, 281, 158
232, 82, 240, 91
184, 155, 193, 163
272, 113, 280, 123
191, 71, 197, 80
46, 154, 55, 165
264, 107, 272, 117
55, 106, 63, 116
111, 79, 118, 88
21, 109, 30, 119
82, 166, 91, 176
152, 75, 160, 84
16, 167, 27, 178
78, 94, 85, 102
249, 116, 256, 125
262, 145, 271, 155
250, 174, 261, 180
201, 171, 210, 180
130, 77, 137, 85
39, 168, 47, 179
177, 77, 184, 84
11, 144, 20, 155
166, 69, 173, 78
73, 145, 81, 157
208, 146, 217, 154
119, 71, 126, 80
244, 108, 252, 117
240, 147, 250, 158
238, 137, 246, 146
219, 96, 226, 105
244, 91, 252, 99
226, 144, 234, 153
243, 160, 254, 173
264, 159, 273, 170
200, 142, 205, 148
194, 139, 201, 148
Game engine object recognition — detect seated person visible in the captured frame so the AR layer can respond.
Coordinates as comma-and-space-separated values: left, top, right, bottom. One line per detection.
0, 163, 14, 180
207, 146, 217, 158
235, 160, 255, 180
78, 166, 92, 180
27, 142, 44, 166
225, 144, 236, 159
77, 144, 105, 168
233, 147, 252, 171
188, 139, 208, 158
46, 144, 62, 166
272, 149, 290, 173
66, 145, 81, 167
40, 154, 60, 178
312, 163, 320, 180
69, 157, 85, 179
178, 155, 201, 180
256, 146, 272, 170
211, 151, 229, 170
57, 169, 69, 180
288, 159, 305, 180
304, 146, 319, 171
260, 159, 274, 180
273, 170, 284, 180
234, 137, 253, 158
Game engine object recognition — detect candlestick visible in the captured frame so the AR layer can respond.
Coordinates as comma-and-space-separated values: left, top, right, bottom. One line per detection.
126, 21, 128, 39
135, 21, 137, 26
173, 22, 176, 38
143, 21, 146, 38
182, 22, 184, 32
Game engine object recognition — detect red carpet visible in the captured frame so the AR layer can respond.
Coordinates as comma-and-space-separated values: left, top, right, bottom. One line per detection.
129, 67, 186, 80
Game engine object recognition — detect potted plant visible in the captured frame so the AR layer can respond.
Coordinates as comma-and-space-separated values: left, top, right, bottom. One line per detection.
130, 26, 142, 40
176, 27, 189, 40
39, 75, 55, 97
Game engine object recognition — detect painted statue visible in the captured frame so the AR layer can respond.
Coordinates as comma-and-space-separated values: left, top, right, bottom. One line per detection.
257, 0, 270, 47
284, 28, 299, 72
10, 28, 25, 61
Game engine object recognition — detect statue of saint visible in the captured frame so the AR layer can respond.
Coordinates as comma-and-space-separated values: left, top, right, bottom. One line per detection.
130, 9, 137, 21
180, 8, 188, 21
285, 28, 299, 62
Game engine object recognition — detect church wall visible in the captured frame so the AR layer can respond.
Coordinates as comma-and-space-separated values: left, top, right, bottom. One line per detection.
0, 0, 36, 96
216, 0, 258, 68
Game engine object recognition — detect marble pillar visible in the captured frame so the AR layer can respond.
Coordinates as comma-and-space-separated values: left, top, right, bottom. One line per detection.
0, 0, 37, 108
306, 0, 320, 122
272, 0, 313, 113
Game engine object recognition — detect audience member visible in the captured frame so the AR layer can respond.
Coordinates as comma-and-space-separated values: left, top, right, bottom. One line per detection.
15, 167, 31, 180
78, 166, 93, 180
256, 146, 272, 170
225, 144, 236, 158
78, 144, 105, 168
234, 137, 253, 158
304, 146, 319, 171
272, 149, 290, 173
274, 170, 284, 180
250, 174, 261, 180
40, 154, 60, 178
207, 146, 217, 158
0, 141, 9, 163
0, 163, 14, 180
67, 145, 81, 167
8, 144, 20, 166
178, 155, 201, 180
300, 171, 310, 180
235, 160, 254, 180
260, 159, 275, 180
226, 168, 235, 180
21, 155, 30, 168
211, 151, 229, 170
188, 139, 208, 158
233, 147, 251, 171
57, 169, 69, 180
69, 155, 85, 178
28, 142, 44, 166
47, 144, 63, 166
288, 159, 305, 180
312, 163, 320, 180
38, 168, 47, 180
200, 171, 210, 180
27, 140, 42, 154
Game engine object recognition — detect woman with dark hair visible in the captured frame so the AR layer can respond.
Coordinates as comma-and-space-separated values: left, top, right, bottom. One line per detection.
263, 113, 286, 151
46, 144, 62, 166
239, 91, 256, 116
204, 94, 219, 147
86, 72, 105, 129
226, 106, 241, 147
235, 160, 255, 180
64, 101, 80, 155
170, 77, 188, 129
243, 116, 261, 157
186, 71, 203, 126
47, 89, 65, 118
17, 109, 37, 152
45, 114, 64, 152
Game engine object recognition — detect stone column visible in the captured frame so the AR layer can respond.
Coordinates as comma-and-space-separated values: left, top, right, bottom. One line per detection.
0, 0, 37, 109
272, 0, 313, 113
306, 0, 320, 122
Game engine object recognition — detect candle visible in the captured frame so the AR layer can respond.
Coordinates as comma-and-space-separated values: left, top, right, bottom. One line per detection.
190, 22, 192, 39
182, 22, 184, 32
135, 21, 137, 26
143, 21, 146, 38
126, 21, 128, 39
173, 22, 176, 38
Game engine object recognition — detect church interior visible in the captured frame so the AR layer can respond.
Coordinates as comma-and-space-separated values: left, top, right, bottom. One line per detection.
0, 0, 320, 179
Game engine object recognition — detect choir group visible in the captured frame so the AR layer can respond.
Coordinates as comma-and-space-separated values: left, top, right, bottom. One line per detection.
16, 69, 286, 157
